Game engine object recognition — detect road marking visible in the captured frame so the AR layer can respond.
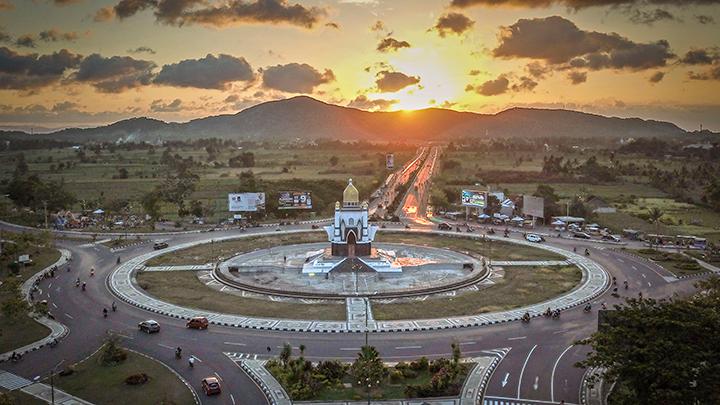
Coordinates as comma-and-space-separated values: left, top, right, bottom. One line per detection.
340, 348, 361, 351
157, 343, 175, 350
501, 372, 510, 387
632, 266, 638, 270
460, 341, 476, 346
395, 345, 422, 350
648, 282, 652, 287
551, 345, 574, 402
223, 342, 246, 347
486, 395, 579, 405
51, 303, 58, 309
552, 330, 566, 335
48, 283, 52, 288
64, 313, 73, 319
517, 345, 538, 399
230, 394, 236, 405
533, 376, 539, 390
508, 336, 527, 341
190, 355, 202, 362
642, 273, 647, 278
214, 372, 223, 382
617, 258, 624, 263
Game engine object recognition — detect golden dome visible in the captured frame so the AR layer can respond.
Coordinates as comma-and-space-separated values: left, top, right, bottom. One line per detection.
343, 178, 359, 206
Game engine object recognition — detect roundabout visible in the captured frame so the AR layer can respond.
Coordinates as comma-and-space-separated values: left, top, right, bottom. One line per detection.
109, 229, 610, 333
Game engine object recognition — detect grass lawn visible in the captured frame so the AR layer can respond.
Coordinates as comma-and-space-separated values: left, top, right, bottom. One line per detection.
376, 232, 565, 261
684, 250, 720, 265
136, 271, 345, 320
0, 389, 46, 405
372, 266, 582, 320
628, 249, 706, 277
146, 232, 327, 266
55, 346, 195, 405
101, 237, 146, 249
0, 236, 61, 353
312, 364, 472, 400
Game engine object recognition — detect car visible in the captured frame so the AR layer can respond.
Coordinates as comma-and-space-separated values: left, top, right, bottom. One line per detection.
186, 316, 209, 330
201, 377, 222, 396
573, 232, 592, 239
525, 233, 545, 243
603, 234, 621, 243
138, 320, 160, 333
153, 241, 169, 250
438, 222, 452, 231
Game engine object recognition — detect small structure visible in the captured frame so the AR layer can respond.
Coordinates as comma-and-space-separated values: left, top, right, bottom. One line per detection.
324, 179, 378, 257
586, 196, 616, 214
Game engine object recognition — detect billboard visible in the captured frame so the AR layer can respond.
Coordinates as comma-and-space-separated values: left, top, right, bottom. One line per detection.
386, 153, 394, 169
228, 193, 265, 212
461, 190, 486, 208
278, 191, 313, 210
522, 195, 545, 218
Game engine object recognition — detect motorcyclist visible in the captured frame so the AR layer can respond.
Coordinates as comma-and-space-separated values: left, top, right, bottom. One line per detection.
612, 276, 617, 285
521, 312, 531, 323
624, 280, 629, 289
175, 347, 182, 359
111, 301, 117, 312
103, 308, 108, 318
544, 307, 552, 317
81, 282, 86, 291
90, 268, 95, 277
188, 356, 195, 368
585, 248, 590, 256
584, 304, 592, 312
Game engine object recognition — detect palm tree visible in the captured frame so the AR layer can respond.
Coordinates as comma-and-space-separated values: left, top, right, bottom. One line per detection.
647, 207, 664, 249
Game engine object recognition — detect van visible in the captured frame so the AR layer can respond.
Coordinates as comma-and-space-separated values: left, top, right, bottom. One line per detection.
186, 317, 209, 330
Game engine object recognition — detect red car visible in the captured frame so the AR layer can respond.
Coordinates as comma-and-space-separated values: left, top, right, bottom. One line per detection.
201, 377, 221, 396
186, 317, 209, 330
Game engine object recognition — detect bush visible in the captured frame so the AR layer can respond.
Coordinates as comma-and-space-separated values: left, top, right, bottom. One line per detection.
389, 369, 404, 384
125, 373, 149, 385
316, 360, 346, 382
410, 357, 428, 371
100, 337, 128, 365
58, 366, 75, 377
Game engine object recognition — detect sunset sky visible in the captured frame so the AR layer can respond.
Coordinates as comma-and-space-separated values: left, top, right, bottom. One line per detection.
1, 0, 719, 131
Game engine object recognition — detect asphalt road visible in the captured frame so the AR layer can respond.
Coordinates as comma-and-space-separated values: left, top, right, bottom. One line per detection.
1, 221, 705, 405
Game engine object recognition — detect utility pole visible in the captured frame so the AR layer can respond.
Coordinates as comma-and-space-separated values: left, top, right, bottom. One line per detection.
43, 200, 48, 229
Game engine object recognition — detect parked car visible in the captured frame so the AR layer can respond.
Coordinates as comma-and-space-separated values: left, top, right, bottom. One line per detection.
201, 377, 222, 396
525, 233, 545, 243
153, 241, 169, 250
573, 232, 592, 239
602, 234, 621, 243
138, 320, 160, 333
186, 317, 209, 330
438, 222, 452, 231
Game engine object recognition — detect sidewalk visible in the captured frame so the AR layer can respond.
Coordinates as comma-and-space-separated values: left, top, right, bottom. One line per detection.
22, 382, 94, 405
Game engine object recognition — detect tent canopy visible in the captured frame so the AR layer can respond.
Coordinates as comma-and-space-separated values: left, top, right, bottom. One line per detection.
92, 209, 104, 214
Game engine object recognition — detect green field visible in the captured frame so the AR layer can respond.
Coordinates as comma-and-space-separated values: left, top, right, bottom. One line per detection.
56, 346, 195, 405
372, 265, 582, 320
627, 249, 705, 277
137, 271, 346, 320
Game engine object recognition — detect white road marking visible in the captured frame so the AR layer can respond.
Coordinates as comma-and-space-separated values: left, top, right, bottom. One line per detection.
632, 266, 638, 270
157, 343, 175, 350
501, 372, 510, 387
223, 342, 246, 346
508, 336, 527, 341
551, 345, 574, 402
617, 258, 624, 263
191, 355, 202, 362
214, 372, 223, 382
51, 303, 58, 309
642, 273, 647, 278
648, 282, 652, 287
230, 394, 235, 405
395, 345, 422, 350
48, 283, 52, 288
517, 345, 538, 399
533, 376, 539, 390
340, 348, 361, 351
460, 341, 476, 346
64, 313, 73, 319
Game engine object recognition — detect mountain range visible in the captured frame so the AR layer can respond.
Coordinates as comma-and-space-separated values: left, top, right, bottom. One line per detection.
1, 96, 715, 143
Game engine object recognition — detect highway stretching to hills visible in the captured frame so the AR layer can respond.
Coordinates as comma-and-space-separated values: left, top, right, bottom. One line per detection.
0, 151, 708, 405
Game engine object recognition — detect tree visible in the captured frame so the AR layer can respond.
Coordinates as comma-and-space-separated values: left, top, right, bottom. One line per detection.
577, 277, 720, 405
329, 156, 339, 167
141, 191, 163, 221
533, 184, 561, 221
647, 207, 664, 249
158, 166, 198, 218
430, 188, 450, 212
228, 152, 255, 168
351, 345, 386, 388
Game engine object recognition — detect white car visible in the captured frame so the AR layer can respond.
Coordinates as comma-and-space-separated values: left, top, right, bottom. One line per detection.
525, 234, 545, 243
138, 320, 160, 333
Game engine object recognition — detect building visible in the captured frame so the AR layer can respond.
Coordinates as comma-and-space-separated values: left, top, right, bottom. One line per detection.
324, 179, 378, 257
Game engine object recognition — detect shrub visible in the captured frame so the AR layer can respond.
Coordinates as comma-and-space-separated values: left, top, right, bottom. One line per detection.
410, 357, 428, 371
100, 337, 128, 365
401, 368, 417, 379
125, 373, 149, 385
389, 369, 404, 384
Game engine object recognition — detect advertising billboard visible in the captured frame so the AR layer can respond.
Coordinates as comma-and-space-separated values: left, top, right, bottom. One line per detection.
278, 191, 313, 210
228, 193, 266, 212
522, 195, 545, 218
386, 153, 394, 169
461, 190, 486, 208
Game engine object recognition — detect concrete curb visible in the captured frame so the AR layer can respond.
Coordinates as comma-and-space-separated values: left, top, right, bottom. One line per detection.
0, 249, 71, 363
125, 348, 201, 405
108, 229, 610, 334
237, 360, 291, 405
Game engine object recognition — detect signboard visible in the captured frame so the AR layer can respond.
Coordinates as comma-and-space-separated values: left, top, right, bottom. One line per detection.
386, 153, 394, 169
278, 191, 312, 210
228, 193, 265, 212
461, 190, 486, 208
522, 195, 545, 218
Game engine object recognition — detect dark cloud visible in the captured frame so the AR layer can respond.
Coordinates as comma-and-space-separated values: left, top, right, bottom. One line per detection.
94, 6, 115, 21
325, 22, 340, 29
432, 12, 474, 37
150, 98, 183, 112
154, 53, 254, 90
377, 37, 410, 53
0, 27, 11, 43
649, 71, 664, 83
679, 48, 719, 65
0, 47, 82, 89
52, 101, 80, 112
375, 70, 420, 92
74, 53, 156, 93
628, 8, 677, 25
695, 15, 715, 24
468, 75, 510, 96
262, 62, 334, 93
511, 76, 538, 91
128, 46, 156, 54
50, 0, 83, 5
493, 16, 674, 72
526, 61, 552, 79
108, 0, 326, 29
370, 20, 385, 32
347, 95, 397, 111
39, 28, 81, 42
567, 70, 587, 84
450, 0, 720, 10
15, 34, 36, 48
688, 66, 720, 80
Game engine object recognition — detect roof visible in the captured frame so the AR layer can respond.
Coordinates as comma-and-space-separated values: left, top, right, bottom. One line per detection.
343, 178, 359, 204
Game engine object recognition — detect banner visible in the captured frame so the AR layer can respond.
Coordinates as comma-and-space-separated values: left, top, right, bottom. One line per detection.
386, 153, 394, 169
461, 190, 486, 208
278, 191, 312, 210
228, 193, 265, 212
522, 195, 545, 218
